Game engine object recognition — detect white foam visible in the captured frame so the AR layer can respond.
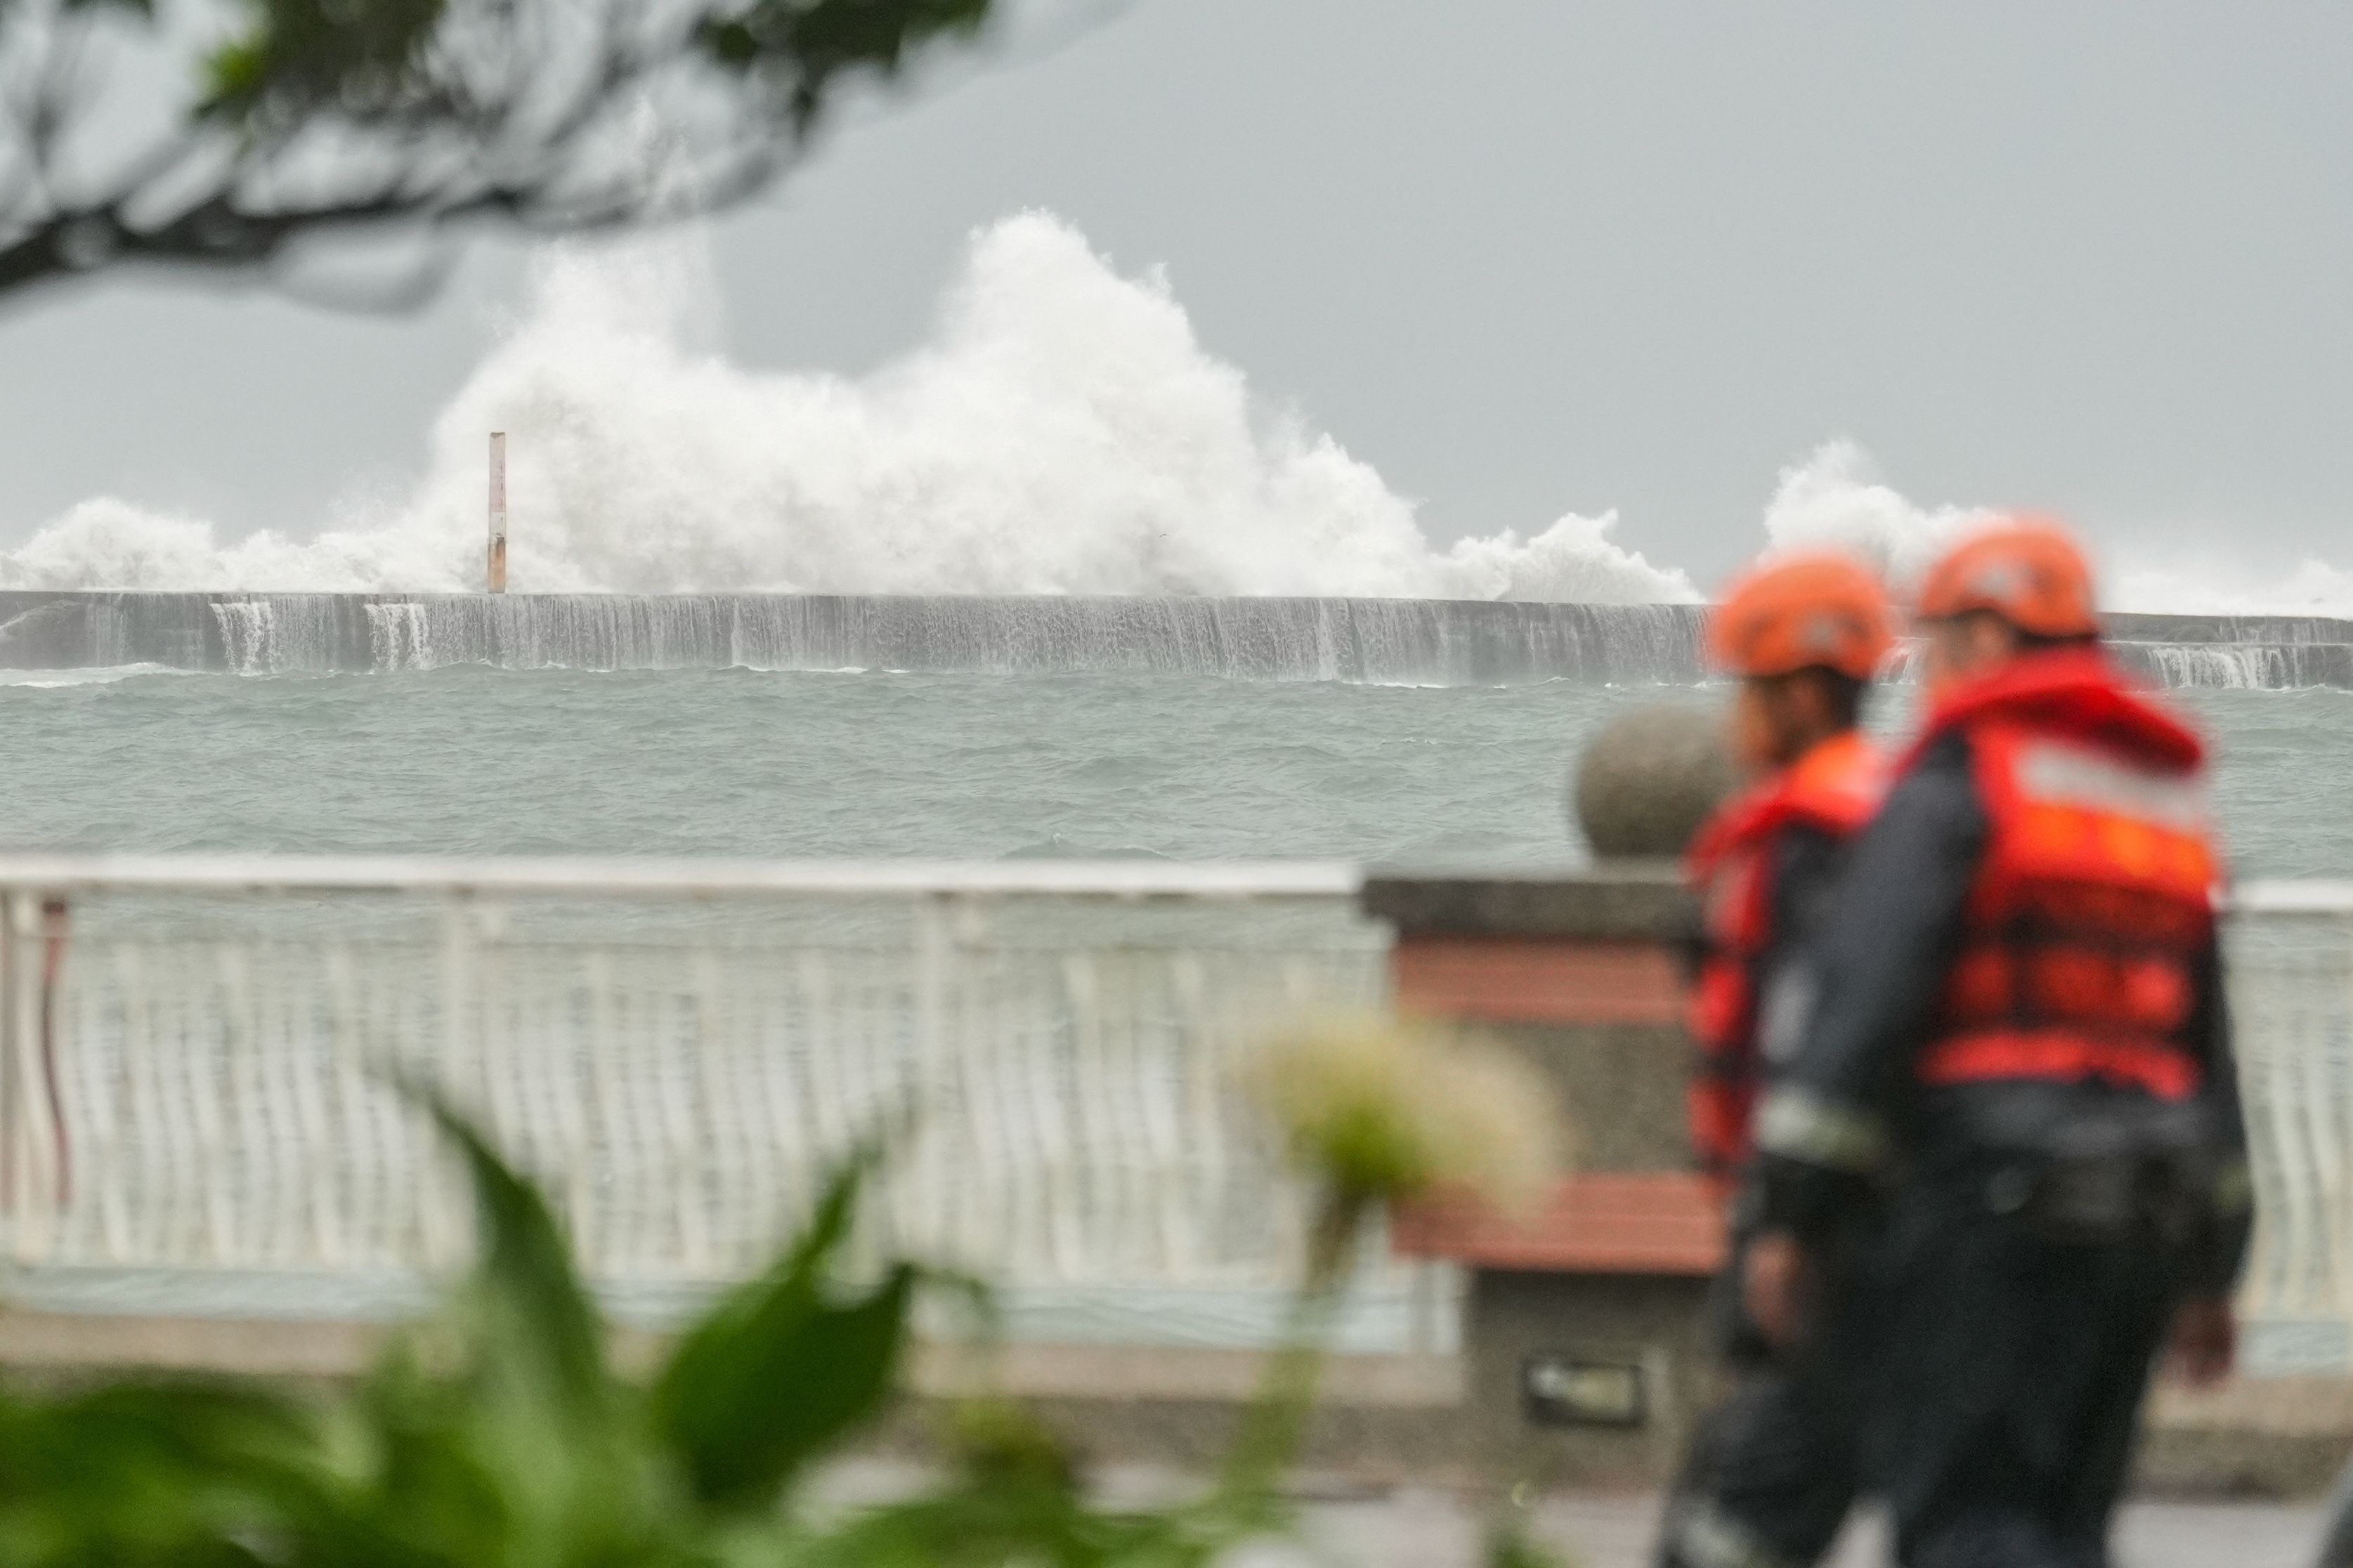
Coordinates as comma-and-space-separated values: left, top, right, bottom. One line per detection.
1740, 443, 2353, 619
0, 663, 190, 688
4, 214, 2340, 614
1755, 440, 1992, 589
0, 216, 1693, 603
2109, 556, 2353, 619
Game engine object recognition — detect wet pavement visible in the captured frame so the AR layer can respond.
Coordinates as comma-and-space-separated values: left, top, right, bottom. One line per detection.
828, 1463, 2322, 1567
1258, 1491, 2323, 1568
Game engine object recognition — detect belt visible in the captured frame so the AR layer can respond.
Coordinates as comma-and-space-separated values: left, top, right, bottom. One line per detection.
1985, 1151, 2205, 1246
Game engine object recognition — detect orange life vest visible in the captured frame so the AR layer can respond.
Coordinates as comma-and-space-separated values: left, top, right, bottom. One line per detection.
1910, 649, 2220, 1102
1683, 730, 1887, 1179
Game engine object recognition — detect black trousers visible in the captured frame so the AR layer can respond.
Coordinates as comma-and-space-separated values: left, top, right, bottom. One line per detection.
1866, 1171, 2179, 1568
1657, 1234, 1866, 1568
1660, 1362, 1860, 1568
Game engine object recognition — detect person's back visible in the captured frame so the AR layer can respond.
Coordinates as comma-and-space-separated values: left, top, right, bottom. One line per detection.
1751, 521, 2249, 1568
1658, 554, 1891, 1568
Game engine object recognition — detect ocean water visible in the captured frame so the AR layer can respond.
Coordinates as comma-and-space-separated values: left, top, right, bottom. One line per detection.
0, 666, 2342, 877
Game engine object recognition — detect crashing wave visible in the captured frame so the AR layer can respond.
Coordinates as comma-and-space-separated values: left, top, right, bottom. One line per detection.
5, 214, 2344, 622
0, 218, 1693, 604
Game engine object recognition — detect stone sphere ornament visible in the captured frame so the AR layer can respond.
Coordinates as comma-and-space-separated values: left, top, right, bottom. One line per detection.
1570, 700, 1738, 861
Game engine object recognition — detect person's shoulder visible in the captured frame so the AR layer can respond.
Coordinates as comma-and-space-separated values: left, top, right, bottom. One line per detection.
1876, 729, 1987, 835
1764, 816, 1842, 881
1904, 727, 1974, 778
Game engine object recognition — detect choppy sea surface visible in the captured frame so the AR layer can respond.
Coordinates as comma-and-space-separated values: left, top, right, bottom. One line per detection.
0, 667, 2342, 877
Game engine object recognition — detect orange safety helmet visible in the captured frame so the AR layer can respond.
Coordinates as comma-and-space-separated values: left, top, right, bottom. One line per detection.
1707, 553, 1894, 681
1915, 518, 2099, 639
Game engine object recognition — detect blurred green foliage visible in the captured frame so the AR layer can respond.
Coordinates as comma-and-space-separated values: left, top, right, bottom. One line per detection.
698, 0, 994, 134
202, 0, 451, 123
0, 1092, 1282, 1565
0, 1082, 1566, 1564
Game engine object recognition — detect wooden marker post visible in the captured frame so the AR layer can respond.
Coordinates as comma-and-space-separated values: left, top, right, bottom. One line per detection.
487, 431, 509, 594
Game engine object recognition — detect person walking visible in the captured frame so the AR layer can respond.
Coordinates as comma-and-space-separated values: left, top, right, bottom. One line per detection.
1658, 553, 1894, 1568
1749, 518, 2250, 1568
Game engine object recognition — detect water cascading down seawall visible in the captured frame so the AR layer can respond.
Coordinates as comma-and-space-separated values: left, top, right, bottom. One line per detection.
0, 592, 2347, 689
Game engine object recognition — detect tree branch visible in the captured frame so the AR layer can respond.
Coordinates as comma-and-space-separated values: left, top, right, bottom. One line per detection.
0, 0, 1134, 311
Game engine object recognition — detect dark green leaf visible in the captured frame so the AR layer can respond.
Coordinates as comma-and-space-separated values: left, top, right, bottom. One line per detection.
0, 1379, 317, 1565
655, 1152, 915, 1511
409, 1081, 608, 1412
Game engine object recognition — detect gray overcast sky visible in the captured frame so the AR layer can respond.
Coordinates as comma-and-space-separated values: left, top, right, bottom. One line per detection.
0, 0, 2346, 589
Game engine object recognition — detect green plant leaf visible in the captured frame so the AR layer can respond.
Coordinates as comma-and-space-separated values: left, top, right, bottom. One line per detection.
287, 1080, 672, 1564
0, 1378, 317, 1565
654, 1151, 915, 1512
409, 1083, 609, 1413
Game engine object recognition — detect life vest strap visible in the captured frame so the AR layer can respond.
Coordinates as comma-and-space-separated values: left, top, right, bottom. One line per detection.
1915, 1028, 2201, 1101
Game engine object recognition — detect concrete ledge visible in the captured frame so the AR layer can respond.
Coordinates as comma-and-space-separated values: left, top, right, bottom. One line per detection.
0, 1307, 384, 1378
908, 1342, 1463, 1408
2138, 1376, 2353, 1498
5, 1307, 2343, 1498
1362, 873, 1693, 943
2153, 1375, 2353, 1437
0, 1306, 1460, 1409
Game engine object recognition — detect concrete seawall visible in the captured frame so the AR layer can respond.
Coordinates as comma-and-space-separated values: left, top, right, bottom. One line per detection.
0, 592, 2345, 687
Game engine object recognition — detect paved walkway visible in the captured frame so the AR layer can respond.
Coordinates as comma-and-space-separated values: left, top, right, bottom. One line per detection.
825, 1462, 2323, 1567
1262, 1491, 2323, 1568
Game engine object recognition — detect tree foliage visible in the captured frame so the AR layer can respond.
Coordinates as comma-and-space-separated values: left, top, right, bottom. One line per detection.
0, 0, 1000, 304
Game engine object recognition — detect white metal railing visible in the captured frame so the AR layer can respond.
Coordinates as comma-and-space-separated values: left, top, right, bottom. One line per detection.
0, 859, 2345, 1370
0, 858, 1426, 1349
2224, 883, 2353, 1369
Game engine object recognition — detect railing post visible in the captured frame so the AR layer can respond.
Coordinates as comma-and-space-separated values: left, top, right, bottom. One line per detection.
424, 891, 474, 1268
0, 884, 18, 1255
911, 892, 951, 1253
1, 891, 61, 1262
